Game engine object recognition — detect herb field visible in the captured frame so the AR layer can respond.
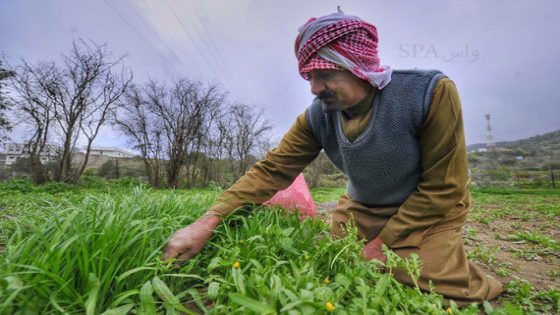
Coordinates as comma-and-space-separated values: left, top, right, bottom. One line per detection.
0, 180, 558, 314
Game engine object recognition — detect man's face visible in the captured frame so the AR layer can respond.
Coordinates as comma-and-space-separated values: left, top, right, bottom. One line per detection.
308, 69, 371, 112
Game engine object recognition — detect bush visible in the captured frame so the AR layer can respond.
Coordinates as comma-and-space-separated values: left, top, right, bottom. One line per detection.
79, 172, 107, 189
0, 178, 33, 193
34, 181, 74, 194
108, 176, 147, 188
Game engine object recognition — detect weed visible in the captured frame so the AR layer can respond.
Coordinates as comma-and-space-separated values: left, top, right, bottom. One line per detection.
496, 268, 511, 277
468, 245, 499, 265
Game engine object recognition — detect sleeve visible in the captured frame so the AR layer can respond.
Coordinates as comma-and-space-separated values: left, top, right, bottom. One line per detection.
207, 112, 323, 216
378, 78, 469, 247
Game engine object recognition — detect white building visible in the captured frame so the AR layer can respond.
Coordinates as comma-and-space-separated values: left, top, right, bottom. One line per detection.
0, 143, 137, 166
0, 142, 59, 166
88, 146, 137, 158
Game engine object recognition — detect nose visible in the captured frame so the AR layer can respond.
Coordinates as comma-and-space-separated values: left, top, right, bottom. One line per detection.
310, 76, 325, 96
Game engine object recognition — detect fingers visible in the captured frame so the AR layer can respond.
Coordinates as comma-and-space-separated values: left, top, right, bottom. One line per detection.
162, 237, 200, 262
163, 245, 180, 261
163, 238, 191, 261
177, 249, 195, 261
362, 238, 387, 262
162, 216, 218, 262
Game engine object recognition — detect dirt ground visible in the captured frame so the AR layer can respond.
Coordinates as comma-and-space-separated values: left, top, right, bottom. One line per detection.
316, 194, 560, 293
463, 218, 559, 291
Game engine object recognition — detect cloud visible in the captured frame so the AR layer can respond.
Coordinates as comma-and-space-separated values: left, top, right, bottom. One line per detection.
1, 0, 559, 147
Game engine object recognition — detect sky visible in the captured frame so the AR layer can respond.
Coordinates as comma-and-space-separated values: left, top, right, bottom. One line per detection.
1, 0, 559, 148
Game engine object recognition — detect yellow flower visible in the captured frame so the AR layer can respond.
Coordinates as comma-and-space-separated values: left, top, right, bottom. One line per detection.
446, 307, 453, 314
325, 302, 336, 312
232, 261, 241, 269
323, 277, 331, 285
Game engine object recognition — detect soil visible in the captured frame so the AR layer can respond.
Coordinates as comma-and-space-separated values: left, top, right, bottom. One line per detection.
463, 219, 559, 291
316, 201, 560, 292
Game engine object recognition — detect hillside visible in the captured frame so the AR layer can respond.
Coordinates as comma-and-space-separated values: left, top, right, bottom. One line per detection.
467, 130, 560, 154
468, 129, 560, 187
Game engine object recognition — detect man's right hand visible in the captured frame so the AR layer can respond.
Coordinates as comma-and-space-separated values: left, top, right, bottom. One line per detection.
361, 236, 387, 264
163, 213, 221, 262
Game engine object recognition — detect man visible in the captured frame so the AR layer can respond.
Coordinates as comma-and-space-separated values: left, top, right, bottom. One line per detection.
163, 11, 503, 306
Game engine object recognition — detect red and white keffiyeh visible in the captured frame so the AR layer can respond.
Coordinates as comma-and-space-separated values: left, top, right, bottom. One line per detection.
295, 12, 392, 89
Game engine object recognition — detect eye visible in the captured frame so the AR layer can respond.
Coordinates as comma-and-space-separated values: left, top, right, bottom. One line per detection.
309, 71, 334, 81
318, 72, 333, 80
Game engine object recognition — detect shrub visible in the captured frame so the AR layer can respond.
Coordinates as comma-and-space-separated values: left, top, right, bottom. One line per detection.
0, 178, 33, 193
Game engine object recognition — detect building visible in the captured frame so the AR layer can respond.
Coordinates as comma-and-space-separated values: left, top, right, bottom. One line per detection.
0, 143, 137, 166
88, 146, 137, 158
0, 142, 59, 166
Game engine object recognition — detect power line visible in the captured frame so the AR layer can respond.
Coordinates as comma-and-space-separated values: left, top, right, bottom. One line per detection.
103, 0, 179, 76
121, 0, 195, 78
135, 0, 205, 80
190, 5, 243, 99
163, 0, 242, 101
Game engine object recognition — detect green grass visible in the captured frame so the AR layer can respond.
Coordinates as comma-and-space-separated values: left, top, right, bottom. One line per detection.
0, 181, 558, 314
0, 187, 217, 314
0, 183, 474, 314
309, 187, 346, 204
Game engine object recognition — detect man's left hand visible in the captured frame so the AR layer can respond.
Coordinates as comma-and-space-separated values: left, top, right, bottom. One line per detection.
362, 236, 387, 263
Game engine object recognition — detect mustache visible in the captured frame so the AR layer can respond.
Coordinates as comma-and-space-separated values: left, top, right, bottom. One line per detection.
317, 90, 341, 113
317, 90, 336, 100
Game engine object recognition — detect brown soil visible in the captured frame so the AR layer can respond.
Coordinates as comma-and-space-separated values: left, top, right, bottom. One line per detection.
317, 202, 560, 292
464, 219, 560, 291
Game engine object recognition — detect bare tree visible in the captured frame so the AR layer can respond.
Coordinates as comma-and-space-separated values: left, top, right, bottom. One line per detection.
112, 84, 165, 187
200, 114, 234, 186
51, 40, 132, 182
9, 39, 131, 183
182, 83, 225, 187
230, 104, 272, 179
0, 61, 15, 145
9, 63, 55, 184
113, 79, 226, 188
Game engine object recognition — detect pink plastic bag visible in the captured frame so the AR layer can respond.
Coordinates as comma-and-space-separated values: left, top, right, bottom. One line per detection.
263, 173, 317, 220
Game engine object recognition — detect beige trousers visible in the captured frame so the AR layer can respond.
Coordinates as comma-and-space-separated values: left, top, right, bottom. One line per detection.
331, 193, 504, 307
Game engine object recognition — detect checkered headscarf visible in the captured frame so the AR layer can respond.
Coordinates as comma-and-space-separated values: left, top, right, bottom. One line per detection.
295, 12, 392, 89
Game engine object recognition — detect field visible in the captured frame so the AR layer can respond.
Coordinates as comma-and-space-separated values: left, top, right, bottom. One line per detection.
0, 179, 558, 314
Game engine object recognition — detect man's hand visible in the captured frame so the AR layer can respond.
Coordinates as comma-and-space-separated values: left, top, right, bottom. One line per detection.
361, 236, 387, 263
163, 213, 221, 262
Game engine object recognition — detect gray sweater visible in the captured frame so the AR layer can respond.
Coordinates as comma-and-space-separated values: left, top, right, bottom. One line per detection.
306, 69, 446, 206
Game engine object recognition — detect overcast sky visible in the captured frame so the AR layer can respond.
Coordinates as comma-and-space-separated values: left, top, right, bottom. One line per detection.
1, 0, 559, 148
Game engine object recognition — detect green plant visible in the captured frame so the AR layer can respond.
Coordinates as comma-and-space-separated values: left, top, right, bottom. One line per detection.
468, 245, 498, 265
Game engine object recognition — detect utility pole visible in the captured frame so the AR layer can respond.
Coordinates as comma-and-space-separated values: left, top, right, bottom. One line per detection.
550, 152, 556, 189
485, 114, 495, 151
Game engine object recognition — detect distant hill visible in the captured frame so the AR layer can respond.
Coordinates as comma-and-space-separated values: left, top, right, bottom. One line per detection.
467, 129, 560, 153
467, 141, 513, 152
467, 129, 560, 187
504, 129, 560, 153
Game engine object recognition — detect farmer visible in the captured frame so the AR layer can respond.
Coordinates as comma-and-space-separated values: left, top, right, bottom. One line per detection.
163, 11, 504, 305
